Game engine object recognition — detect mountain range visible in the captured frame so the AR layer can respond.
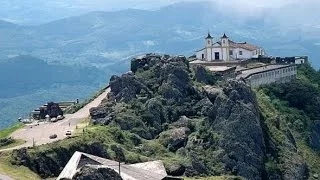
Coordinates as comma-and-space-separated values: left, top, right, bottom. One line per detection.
0, 1, 319, 129
0, 1, 319, 68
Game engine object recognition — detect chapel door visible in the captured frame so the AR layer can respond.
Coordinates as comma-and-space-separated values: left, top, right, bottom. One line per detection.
215, 52, 220, 60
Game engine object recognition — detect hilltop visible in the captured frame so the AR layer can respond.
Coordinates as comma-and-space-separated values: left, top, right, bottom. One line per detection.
1, 54, 319, 179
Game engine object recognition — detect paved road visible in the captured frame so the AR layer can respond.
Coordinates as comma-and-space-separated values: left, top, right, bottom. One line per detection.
0, 174, 13, 180
0, 88, 110, 152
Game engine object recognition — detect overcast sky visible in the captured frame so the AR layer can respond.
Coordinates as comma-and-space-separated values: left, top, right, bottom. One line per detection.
0, 0, 319, 25
35, 0, 300, 11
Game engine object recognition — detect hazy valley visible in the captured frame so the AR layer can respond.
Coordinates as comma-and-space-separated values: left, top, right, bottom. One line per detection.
1, 1, 320, 129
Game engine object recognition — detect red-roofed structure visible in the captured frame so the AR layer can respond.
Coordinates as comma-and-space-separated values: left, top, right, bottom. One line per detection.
196, 33, 266, 62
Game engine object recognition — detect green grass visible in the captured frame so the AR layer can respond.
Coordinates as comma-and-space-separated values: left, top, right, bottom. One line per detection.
73, 118, 90, 136
0, 123, 24, 139
0, 139, 26, 150
256, 84, 320, 177
184, 176, 244, 180
0, 151, 40, 180
297, 140, 320, 177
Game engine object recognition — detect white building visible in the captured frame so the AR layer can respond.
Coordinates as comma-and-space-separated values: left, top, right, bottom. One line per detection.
196, 33, 266, 62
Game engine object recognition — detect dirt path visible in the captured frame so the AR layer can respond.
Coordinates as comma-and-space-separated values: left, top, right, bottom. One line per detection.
0, 88, 110, 152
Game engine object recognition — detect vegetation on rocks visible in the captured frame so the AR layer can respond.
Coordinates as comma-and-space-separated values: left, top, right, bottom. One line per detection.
7, 56, 320, 180
255, 63, 320, 179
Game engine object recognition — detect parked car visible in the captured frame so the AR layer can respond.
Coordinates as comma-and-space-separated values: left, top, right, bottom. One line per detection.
57, 115, 64, 120
51, 118, 57, 122
49, 134, 57, 139
65, 130, 72, 136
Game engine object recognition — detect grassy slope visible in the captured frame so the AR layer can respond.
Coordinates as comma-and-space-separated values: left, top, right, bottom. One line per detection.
184, 177, 244, 180
0, 152, 40, 180
0, 139, 26, 150
256, 88, 320, 177
0, 123, 24, 139
255, 63, 320, 177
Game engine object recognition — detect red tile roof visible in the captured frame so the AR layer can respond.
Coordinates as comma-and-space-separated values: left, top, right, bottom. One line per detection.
228, 40, 259, 51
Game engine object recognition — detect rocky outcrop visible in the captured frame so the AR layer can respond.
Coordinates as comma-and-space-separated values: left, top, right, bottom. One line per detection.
211, 80, 266, 179
88, 54, 311, 179
192, 64, 221, 85
90, 102, 115, 125
11, 141, 109, 178
185, 80, 266, 179
310, 120, 320, 151
131, 54, 161, 73
193, 65, 208, 83
109, 73, 150, 103
72, 166, 122, 180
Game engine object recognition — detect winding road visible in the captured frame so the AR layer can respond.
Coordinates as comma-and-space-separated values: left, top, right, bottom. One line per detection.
0, 88, 110, 152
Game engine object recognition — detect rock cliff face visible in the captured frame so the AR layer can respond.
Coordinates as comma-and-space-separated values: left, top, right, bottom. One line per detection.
200, 81, 266, 179
10, 141, 108, 178
310, 121, 320, 151
89, 54, 289, 179
13, 54, 312, 180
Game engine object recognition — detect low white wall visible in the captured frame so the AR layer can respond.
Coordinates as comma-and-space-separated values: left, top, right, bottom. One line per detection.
247, 66, 297, 88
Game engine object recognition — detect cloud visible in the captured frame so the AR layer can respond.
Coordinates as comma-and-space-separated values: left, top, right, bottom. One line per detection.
143, 40, 157, 47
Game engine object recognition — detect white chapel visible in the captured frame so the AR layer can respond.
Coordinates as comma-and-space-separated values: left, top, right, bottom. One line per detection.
196, 33, 266, 62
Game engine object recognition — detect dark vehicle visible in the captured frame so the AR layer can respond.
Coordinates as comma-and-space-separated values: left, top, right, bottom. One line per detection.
65, 130, 72, 136
49, 134, 57, 139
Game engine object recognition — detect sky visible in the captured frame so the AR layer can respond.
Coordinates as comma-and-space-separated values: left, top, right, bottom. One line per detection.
0, 0, 318, 25
8, 0, 298, 11
42, 0, 301, 10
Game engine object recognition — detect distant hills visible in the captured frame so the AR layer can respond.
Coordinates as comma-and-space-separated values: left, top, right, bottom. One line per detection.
0, 55, 105, 98
0, 55, 108, 129
0, 1, 319, 68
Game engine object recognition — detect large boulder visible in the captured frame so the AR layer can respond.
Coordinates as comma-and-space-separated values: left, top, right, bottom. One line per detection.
143, 98, 164, 132
170, 116, 193, 129
72, 165, 123, 180
159, 127, 190, 152
193, 65, 208, 83
131, 54, 162, 73
192, 65, 221, 85
166, 164, 186, 176
90, 103, 115, 125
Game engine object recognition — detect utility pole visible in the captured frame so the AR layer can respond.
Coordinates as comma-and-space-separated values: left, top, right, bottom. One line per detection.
118, 159, 121, 176
32, 138, 35, 148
